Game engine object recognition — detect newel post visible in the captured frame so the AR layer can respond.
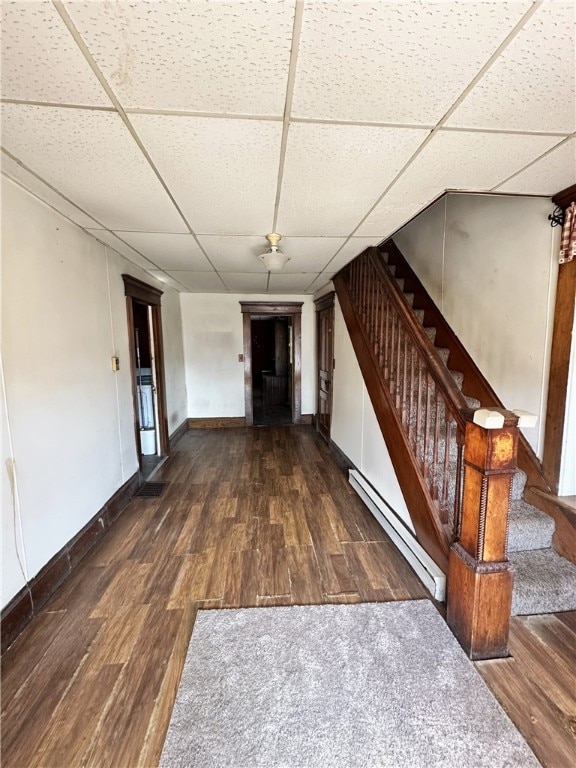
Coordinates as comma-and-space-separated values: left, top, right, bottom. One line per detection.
447, 408, 520, 660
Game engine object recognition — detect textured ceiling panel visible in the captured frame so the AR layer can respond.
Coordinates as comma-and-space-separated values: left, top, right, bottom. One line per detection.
325, 237, 380, 274
198, 236, 269, 273
497, 139, 576, 195
64, 0, 295, 114
447, 2, 576, 133
114, 232, 213, 271
268, 273, 318, 293
131, 115, 282, 235
167, 271, 225, 292
273, 237, 345, 273
307, 273, 335, 294
277, 123, 427, 236
85, 229, 158, 271
356, 130, 561, 237
1, 104, 187, 232
221, 273, 269, 292
292, 0, 531, 123
1, 155, 101, 229
147, 270, 189, 292
1, 1, 110, 106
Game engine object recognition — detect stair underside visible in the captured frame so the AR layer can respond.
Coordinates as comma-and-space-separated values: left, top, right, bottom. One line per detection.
388, 257, 576, 616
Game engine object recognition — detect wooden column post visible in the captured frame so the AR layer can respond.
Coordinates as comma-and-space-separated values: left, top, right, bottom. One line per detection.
447, 408, 519, 660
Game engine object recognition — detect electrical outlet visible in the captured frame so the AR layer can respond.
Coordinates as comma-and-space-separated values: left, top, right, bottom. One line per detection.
111, 356, 120, 371
238, 354, 244, 362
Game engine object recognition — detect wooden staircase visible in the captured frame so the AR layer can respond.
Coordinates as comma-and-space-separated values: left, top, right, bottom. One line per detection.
334, 242, 576, 658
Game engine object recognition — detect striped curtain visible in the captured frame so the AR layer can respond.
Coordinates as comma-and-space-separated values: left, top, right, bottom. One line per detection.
559, 202, 576, 264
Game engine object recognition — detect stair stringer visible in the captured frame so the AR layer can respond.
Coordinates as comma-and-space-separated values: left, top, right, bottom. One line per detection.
383, 239, 550, 494
333, 272, 450, 573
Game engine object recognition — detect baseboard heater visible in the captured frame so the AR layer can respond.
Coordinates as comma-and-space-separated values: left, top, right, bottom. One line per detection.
348, 470, 446, 602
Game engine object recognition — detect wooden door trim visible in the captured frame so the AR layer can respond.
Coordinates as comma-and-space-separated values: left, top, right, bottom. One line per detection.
122, 275, 170, 464
315, 292, 335, 441
240, 302, 304, 426
542, 185, 576, 492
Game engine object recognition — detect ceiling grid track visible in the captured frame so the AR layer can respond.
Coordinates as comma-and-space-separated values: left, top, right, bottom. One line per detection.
51, 0, 228, 290
306, 0, 548, 292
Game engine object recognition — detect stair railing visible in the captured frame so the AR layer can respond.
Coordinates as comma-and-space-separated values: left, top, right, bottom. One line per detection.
343, 247, 469, 542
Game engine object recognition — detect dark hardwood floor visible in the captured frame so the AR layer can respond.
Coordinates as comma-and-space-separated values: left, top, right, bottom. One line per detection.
1, 426, 575, 767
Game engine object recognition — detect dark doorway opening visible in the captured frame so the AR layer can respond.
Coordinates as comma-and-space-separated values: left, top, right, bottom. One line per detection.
251, 316, 292, 426
122, 274, 170, 483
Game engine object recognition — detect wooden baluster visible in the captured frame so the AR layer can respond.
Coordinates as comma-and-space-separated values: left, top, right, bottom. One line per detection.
442, 410, 452, 521
389, 310, 396, 395
383, 295, 390, 378
379, 287, 386, 370
408, 342, 416, 442
432, 392, 441, 501
447, 408, 518, 660
401, 333, 409, 425
395, 324, 402, 409
422, 372, 432, 477
415, 360, 423, 462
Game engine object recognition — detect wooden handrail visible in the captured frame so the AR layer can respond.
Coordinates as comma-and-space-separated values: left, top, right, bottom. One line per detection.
336, 245, 475, 562
369, 251, 469, 427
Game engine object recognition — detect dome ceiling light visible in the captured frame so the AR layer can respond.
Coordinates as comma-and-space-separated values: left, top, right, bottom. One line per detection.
258, 233, 291, 272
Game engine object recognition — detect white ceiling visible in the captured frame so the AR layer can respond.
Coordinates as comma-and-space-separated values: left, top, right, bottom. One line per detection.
1, 0, 575, 295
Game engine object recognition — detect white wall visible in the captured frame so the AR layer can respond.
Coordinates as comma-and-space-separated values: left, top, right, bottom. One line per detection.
395, 193, 559, 457
1, 178, 187, 608
331, 299, 415, 531
559, 296, 576, 496
180, 293, 316, 418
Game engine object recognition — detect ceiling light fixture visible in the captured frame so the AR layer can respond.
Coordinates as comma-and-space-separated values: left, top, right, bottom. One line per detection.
259, 233, 291, 272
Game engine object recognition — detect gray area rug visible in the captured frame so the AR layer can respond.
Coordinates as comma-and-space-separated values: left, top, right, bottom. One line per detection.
160, 601, 539, 768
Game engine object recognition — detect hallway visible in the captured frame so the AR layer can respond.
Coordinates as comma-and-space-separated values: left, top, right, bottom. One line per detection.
1, 426, 575, 767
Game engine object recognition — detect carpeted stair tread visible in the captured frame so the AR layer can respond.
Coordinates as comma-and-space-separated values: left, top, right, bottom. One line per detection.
508, 501, 555, 553
424, 326, 437, 343
511, 469, 528, 500
465, 395, 481, 409
511, 548, 576, 615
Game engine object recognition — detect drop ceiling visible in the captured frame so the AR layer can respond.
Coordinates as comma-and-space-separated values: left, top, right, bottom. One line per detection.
1, 0, 574, 295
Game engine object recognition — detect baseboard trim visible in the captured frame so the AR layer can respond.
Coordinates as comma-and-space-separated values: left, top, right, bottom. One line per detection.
1, 471, 139, 654
169, 419, 189, 449
349, 469, 446, 601
329, 439, 356, 471
188, 416, 247, 429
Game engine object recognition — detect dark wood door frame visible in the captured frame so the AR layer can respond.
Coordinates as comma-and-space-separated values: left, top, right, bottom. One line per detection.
542, 184, 576, 493
123, 274, 170, 466
314, 292, 335, 442
240, 302, 303, 426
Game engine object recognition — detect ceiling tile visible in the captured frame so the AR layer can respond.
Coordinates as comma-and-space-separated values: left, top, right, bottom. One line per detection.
447, 2, 576, 133
1, 1, 110, 106
292, 1, 531, 123
147, 271, 188, 292
326, 238, 379, 273
307, 273, 335, 294
64, 0, 295, 115
1, 104, 187, 232
168, 271, 226, 292
356, 130, 561, 237
496, 138, 576, 196
198, 236, 270, 273
268, 273, 317, 293
113, 232, 213, 271
220, 273, 269, 293
279, 237, 347, 273
85, 229, 158, 271
131, 115, 282, 235
277, 123, 428, 236
1, 154, 102, 229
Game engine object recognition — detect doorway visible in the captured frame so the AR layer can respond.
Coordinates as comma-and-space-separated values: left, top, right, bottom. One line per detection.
251, 316, 292, 426
123, 274, 170, 480
314, 292, 335, 443
240, 301, 303, 426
